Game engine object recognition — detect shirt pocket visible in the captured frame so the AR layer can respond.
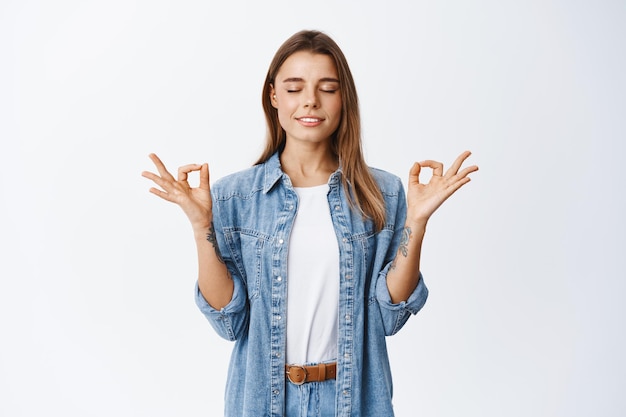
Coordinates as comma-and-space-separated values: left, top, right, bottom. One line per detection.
224, 227, 270, 301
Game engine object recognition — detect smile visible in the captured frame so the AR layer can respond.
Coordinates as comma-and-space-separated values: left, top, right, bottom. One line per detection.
297, 117, 324, 123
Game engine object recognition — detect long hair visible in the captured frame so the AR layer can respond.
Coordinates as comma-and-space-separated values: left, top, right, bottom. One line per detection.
257, 30, 386, 231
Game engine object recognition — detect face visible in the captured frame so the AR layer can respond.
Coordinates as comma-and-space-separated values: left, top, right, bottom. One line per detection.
270, 51, 342, 147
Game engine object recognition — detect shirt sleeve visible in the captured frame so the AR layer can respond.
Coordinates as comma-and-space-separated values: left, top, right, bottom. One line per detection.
374, 176, 428, 336
193, 191, 250, 342
375, 267, 428, 336
194, 275, 249, 341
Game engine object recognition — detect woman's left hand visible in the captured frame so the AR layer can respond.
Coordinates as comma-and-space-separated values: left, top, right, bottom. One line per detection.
406, 150, 479, 224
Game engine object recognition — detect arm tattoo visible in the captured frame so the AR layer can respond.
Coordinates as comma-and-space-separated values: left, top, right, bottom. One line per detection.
390, 226, 412, 270
206, 222, 225, 264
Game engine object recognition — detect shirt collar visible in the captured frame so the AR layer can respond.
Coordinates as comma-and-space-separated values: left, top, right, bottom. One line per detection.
262, 152, 284, 194
262, 151, 345, 194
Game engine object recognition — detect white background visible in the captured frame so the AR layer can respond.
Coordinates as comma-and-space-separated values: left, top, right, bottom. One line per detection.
1, 0, 625, 416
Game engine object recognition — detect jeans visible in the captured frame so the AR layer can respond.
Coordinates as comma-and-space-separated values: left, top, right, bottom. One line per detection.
286, 379, 336, 417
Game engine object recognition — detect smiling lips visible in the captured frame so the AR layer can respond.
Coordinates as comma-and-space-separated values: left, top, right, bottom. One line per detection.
296, 116, 324, 126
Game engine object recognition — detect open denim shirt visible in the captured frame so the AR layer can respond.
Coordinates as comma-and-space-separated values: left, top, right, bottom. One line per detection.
195, 152, 428, 416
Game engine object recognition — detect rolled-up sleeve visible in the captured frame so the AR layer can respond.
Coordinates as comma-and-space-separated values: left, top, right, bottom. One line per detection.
373, 175, 428, 336
375, 267, 428, 336
193, 189, 249, 341
194, 274, 249, 341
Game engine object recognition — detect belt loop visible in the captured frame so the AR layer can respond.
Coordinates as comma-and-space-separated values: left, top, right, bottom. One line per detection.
318, 363, 326, 380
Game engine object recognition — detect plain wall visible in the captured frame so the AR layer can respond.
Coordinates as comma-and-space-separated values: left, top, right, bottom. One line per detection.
1, 0, 625, 415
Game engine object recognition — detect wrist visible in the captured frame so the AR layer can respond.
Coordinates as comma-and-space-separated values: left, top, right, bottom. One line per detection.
193, 229, 210, 242
192, 219, 214, 240
404, 217, 428, 234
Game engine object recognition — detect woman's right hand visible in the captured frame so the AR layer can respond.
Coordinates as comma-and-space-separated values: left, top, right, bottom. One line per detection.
142, 153, 213, 232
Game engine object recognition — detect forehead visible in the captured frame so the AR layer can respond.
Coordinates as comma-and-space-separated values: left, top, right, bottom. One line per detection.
276, 51, 339, 81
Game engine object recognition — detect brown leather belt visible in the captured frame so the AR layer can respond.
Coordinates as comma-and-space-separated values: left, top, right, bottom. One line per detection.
285, 362, 337, 385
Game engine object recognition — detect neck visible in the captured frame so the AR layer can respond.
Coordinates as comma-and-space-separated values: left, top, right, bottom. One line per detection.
280, 141, 338, 187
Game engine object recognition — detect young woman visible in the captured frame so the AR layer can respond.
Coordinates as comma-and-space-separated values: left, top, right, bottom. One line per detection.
143, 30, 477, 417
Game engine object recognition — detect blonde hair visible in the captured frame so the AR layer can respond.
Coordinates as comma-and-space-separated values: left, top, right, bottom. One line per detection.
256, 30, 386, 231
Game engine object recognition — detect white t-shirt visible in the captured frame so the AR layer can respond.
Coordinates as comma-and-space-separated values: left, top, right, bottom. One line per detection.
286, 184, 340, 365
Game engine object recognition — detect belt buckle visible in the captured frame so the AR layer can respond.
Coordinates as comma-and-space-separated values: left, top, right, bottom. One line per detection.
286, 365, 307, 385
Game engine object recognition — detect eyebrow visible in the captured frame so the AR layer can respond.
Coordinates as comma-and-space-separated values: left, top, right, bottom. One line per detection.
281, 77, 340, 83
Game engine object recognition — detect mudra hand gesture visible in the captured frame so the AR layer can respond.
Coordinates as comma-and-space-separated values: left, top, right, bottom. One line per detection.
406, 150, 478, 224
141, 153, 213, 233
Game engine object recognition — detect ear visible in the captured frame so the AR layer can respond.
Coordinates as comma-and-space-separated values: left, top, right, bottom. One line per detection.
270, 84, 278, 109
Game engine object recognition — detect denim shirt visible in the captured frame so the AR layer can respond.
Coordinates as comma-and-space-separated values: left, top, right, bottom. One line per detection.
195, 152, 428, 417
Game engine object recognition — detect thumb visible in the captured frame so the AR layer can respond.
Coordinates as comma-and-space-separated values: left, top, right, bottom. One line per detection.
199, 163, 210, 190
409, 162, 421, 185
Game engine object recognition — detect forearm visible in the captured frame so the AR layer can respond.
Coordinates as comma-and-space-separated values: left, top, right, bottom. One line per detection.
194, 222, 234, 310
385, 220, 427, 303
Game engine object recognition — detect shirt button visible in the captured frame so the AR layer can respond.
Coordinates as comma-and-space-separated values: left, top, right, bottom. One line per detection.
335, 205, 340, 211
345, 314, 351, 321
345, 274, 352, 280
275, 352, 281, 358
273, 389, 280, 395
276, 276, 282, 282
343, 390, 349, 395
276, 315, 282, 321
278, 239, 284, 245
344, 353, 350, 358
342, 238, 347, 243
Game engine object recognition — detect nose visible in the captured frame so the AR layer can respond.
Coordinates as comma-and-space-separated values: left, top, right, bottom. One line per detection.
303, 89, 319, 108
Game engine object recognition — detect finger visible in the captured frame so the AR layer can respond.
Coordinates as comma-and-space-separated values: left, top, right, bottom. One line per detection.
456, 164, 479, 179
445, 151, 472, 177
178, 163, 202, 182
447, 176, 472, 195
419, 160, 444, 177
148, 187, 175, 202
141, 170, 171, 190
199, 163, 210, 190
148, 153, 175, 181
